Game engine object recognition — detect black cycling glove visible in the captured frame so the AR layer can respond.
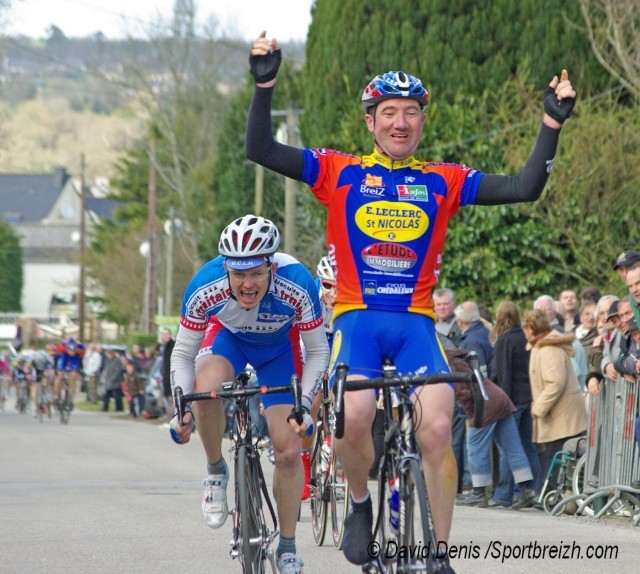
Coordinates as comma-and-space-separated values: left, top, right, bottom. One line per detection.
543, 86, 576, 125
249, 49, 282, 84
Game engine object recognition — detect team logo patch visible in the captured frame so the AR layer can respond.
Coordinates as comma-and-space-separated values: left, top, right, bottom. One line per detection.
361, 243, 417, 271
397, 184, 428, 201
355, 201, 428, 242
365, 174, 384, 188
362, 280, 414, 296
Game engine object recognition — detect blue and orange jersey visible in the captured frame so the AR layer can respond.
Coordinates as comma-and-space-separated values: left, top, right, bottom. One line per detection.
301, 149, 484, 320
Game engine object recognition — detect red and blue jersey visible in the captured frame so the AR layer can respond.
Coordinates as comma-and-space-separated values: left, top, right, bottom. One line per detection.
301, 149, 484, 320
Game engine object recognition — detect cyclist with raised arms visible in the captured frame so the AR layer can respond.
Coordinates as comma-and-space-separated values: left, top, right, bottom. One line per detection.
247, 32, 576, 568
169, 214, 329, 574
53, 337, 84, 409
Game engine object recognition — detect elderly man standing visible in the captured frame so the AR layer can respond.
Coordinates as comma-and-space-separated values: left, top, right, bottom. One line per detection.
83, 343, 103, 403
455, 301, 494, 378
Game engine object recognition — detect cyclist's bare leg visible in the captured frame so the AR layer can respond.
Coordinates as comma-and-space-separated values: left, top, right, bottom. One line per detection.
193, 355, 235, 464
265, 404, 304, 537
335, 383, 377, 500
413, 383, 456, 543
69, 371, 80, 397
53, 372, 63, 400
31, 381, 40, 410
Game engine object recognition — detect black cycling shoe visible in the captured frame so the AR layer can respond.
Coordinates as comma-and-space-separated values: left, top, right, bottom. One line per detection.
342, 496, 373, 565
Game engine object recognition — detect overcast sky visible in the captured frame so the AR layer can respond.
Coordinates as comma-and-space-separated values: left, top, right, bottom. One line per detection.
5, 0, 313, 41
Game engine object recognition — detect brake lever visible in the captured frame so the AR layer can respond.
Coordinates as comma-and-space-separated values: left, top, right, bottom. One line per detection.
291, 373, 303, 425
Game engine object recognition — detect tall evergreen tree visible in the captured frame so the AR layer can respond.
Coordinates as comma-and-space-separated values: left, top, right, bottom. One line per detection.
302, 0, 611, 149
0, 222, 22, 312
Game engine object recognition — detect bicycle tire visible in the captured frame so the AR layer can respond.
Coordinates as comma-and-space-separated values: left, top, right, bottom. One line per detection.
376, 459, 397, 570
398, 458, 440, 574
237, 444, 265, 574
310, 424, 328, 546
18, 385, 28, 414
38, 388, 44, 423
59, 388, 69, 425
330, 443, 349, 549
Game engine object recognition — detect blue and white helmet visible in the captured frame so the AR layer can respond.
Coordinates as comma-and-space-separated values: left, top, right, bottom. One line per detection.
361, 71, 429, 113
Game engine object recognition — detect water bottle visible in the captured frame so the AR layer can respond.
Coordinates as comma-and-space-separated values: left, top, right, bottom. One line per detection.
321, 437, 331, 473
389, 477, 400, 534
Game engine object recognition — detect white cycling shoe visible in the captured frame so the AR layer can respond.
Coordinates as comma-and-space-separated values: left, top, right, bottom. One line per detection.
276, 553, 304, 574
202, 473, 229, 528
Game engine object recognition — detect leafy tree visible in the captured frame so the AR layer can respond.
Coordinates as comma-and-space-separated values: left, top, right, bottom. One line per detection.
577, 0, 640, 100
0, 222, 22, 311
203, 63, 327, 270
85, 220, 147, 330
118, 0, 237, 270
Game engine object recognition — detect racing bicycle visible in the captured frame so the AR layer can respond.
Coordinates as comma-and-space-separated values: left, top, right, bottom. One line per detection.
333, 352, 487, 574
174, 371, 306, 574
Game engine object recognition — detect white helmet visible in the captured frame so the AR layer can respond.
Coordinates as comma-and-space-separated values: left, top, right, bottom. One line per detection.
218, 214, 281, 258
316, 256, 335, 282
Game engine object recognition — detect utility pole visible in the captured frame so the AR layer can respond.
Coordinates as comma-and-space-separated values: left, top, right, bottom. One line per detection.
255, 164, 264, 216
78, 153, 86, 342
165, 207, 175, 317
147, 144, 158, 335
284, 104, 299, 254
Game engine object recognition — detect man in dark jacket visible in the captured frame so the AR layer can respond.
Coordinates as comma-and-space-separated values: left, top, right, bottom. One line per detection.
101, 349, 124, 412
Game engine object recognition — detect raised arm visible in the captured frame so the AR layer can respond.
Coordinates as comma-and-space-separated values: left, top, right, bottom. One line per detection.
476, 70, 576, 206
246, 31, 305, 180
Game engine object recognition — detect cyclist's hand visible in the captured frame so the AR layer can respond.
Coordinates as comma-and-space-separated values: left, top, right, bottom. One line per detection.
169, 408, 195, 445
543, 69, 576, 127
249, 30, 281, 86
287, 407, 314, 438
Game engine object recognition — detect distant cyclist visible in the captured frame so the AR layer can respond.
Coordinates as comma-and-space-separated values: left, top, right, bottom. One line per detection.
169, 214, 329, 574
53, 338, 85, 409
31, 351, 55, 415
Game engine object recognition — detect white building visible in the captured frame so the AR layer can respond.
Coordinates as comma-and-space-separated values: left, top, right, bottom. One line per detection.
0, 167, 119, 318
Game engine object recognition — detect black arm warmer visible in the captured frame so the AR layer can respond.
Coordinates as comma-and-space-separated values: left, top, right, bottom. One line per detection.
246, 86, 305, 181
475, 123, 560, 206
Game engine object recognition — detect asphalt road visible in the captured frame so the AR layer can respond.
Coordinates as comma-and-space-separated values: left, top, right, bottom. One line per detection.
1, 402, 638, 574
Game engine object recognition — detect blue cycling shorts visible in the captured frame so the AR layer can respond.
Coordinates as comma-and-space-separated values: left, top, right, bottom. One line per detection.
328, 309, 450, 387
57, 355, 82, 372
197, 320, 303, 409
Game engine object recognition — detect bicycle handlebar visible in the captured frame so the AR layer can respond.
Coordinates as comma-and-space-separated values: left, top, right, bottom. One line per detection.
333, 351, 489, 439
174, 371, 303, 427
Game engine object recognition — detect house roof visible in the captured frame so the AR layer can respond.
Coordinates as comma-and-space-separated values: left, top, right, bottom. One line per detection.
0, 168, 70, 223
86, 196, 121, 220
13, 223, 80, 261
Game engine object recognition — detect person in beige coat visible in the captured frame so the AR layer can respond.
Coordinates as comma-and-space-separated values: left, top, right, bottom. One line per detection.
523, 309, 587, 488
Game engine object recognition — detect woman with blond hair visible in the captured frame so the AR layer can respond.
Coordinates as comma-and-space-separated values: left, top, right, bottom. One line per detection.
490, 301, 541, 507
523, 309, 587, 490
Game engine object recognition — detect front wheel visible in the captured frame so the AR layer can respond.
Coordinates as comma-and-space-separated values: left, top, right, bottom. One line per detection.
237, 445, 265, 574
310, 424, 328, 546
398, 458, 442, 573
330, 443, 349, 549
